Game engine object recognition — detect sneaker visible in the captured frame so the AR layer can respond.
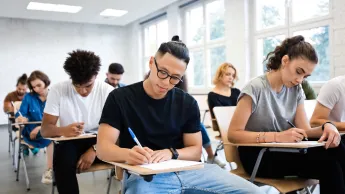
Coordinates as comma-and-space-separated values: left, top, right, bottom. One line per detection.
23, 148, 29, 156
30, 148, 39, 155
207, 156, 226, 168
41, 169, 53, 184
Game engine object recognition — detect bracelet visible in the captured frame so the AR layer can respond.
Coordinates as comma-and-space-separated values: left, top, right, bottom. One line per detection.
256, 133, 261, 143
262, 132, 267, 143
322, 121, 335, 131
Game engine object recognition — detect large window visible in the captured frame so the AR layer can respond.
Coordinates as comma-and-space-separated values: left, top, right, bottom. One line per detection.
255, 0, 331, 82
142, 19, 168, 75
183, 0, 226, 88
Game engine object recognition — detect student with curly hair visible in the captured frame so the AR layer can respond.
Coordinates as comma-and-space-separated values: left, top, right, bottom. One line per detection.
41, 50, 113, 194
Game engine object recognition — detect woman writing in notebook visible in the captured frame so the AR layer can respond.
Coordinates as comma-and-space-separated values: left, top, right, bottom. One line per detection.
228, 35, 345, 194
15, 71, 53, 184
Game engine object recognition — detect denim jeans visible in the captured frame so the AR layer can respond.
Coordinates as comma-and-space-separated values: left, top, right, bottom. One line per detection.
125, 164, 264, 194
200, 123, 211, 148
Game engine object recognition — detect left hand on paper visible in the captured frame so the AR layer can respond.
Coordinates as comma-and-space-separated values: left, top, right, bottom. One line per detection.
149, 149, 173, 163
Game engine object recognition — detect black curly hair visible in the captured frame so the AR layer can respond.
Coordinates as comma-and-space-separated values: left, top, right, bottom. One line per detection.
63, 50, 101, 85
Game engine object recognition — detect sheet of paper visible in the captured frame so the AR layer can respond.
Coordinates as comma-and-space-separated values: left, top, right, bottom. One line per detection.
139, 160, 202, 170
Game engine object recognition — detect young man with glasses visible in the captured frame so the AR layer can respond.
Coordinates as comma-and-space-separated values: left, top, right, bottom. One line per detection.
97, 37, 264, 194
41, 50, 113, 194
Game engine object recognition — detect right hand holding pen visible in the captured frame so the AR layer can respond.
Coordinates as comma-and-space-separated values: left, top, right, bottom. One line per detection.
16, 116, 28, 123
276, 128, 308, 143
61, 122, 84, 137
126, 146, 153, 165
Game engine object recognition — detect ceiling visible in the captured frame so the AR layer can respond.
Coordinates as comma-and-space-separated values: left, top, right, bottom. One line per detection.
0, 0, 179, 26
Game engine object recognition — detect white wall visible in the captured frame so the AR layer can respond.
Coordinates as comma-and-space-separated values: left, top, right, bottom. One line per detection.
0, 18, 127, 124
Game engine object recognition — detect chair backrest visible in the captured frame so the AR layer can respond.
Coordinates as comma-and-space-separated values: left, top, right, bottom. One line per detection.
304, 100, 316, 120
206, 99, 220, 132
213, 106, 247, 174
12, 101, 22, 114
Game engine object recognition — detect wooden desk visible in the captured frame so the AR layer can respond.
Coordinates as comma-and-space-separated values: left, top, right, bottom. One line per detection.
106, 160, 204, 194
47, 134, 96, 142
231, 141, 325, 182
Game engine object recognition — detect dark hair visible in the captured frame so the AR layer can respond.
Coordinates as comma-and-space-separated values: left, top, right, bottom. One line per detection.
265, 35, 318, 71
157, 35, 190, 65
27, 70, 50, 94
16, 73, 27, 86
108, 63, 124, 74
63, 50, 101, 85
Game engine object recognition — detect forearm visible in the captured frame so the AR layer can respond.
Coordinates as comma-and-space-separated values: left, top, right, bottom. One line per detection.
3, 102, 13, 113
41, 123, 65, 138
96, 143, 129, 163
228, 130, 266, 143
177, 145, 202, 161
310, 118, 345, 131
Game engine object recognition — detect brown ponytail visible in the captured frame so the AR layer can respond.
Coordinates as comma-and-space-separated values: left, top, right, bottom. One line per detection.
265, 35, 318, 71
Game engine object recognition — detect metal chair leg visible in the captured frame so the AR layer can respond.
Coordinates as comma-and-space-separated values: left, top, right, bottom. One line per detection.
16, 144, 21, 181
107, 169, 115, 194
21, 150, 30, 191
211, 141, 223, 164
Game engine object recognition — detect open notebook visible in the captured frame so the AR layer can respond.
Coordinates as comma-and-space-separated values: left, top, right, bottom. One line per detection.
139, 160, 202, 170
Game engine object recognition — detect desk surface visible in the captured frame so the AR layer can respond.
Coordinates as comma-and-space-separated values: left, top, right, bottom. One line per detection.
11, 121, 42, 126
229, 141, 325, 148
107, 160, 204, 175
47, 134, 96, 141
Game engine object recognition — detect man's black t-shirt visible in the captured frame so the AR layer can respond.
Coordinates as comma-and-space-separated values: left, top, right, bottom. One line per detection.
99, 81, 201, 150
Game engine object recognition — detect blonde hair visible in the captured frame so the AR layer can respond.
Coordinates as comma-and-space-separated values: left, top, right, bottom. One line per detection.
212, 62, 238, 86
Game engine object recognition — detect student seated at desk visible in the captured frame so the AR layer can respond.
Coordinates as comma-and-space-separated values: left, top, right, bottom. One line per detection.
97, 36, 264, 194
15, 70, 53, 184
41, 50, 113, 194
228, 35, 345, 194
310, 76, 345, 131
207, 62, 240, 116
105, 62, 126, 88
3, 73, 28, 113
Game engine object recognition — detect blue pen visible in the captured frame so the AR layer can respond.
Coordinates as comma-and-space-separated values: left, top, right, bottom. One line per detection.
128, 127, 143, 148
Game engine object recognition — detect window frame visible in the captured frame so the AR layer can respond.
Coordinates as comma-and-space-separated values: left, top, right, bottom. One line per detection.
253, 0, 333, 84
181, 0, 227, 92
141, 16, 168, 77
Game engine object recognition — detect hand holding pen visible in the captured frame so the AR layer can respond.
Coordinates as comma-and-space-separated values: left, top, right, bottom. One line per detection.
275, 120, 308, 143
127, 127, 153, 165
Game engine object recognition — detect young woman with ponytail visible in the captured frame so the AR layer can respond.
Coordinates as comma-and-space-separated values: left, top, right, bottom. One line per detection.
228, 35, 345, 194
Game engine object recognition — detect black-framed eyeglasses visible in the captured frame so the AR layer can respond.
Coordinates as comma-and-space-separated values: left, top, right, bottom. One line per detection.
154, 58, 183, 85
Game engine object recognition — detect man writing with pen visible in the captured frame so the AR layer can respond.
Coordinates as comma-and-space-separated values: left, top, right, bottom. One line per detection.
40, 50, 113, 194
96, 36, 264, 194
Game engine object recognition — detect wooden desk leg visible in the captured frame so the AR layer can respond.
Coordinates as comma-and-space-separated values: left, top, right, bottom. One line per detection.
249, 148, 267, 183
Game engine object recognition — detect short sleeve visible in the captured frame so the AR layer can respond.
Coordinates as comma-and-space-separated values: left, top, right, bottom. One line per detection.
181, 100, 201, 133
238, 83, 258, 113
99, 92, 123, 132
44, 85, 60, 116
317, 80, 340, 110
297, 86, 305, 105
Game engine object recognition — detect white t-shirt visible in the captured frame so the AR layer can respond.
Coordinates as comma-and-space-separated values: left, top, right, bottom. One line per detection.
44, 79, 114, 131
317, 76, 345, 122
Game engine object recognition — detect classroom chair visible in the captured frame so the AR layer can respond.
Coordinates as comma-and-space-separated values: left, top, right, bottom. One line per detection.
14, 124, 36, 191
213, 106, 319, 194
304, 100, 317, 121
51, 162, 116, 194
